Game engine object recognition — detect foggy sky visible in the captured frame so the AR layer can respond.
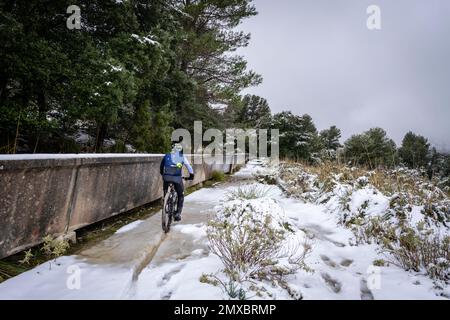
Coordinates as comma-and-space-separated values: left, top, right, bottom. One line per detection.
238, 0, 450, 150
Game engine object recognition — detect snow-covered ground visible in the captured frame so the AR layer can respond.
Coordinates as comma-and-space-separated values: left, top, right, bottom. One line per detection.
0, 160, 446, 299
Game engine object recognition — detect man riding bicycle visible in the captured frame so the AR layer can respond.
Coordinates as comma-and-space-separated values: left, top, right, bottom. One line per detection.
159, 142, 194, 222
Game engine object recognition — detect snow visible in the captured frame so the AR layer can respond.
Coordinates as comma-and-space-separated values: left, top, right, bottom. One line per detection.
110, 65, 123, 72
115, 220, 144, 234
167, 3, 193, 19
233, 158, 272, 179
133, 180, 444, 300
0, 256, 132, 300
183, 186, 226, 204
172, 224, 207, 240
131, 34, 160, 46
74, 132, 92, 144
215, 196, 288, 231
348, 188, 390, 218
410, 206, 426, 227
134, 254, 224, 300
0, 159, 447, 300
280, 200, 442, 300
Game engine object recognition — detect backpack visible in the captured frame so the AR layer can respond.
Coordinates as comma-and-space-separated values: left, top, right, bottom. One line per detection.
163, 152, 184, 176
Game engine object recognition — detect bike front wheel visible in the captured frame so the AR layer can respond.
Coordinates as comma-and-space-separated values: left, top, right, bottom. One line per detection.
162, 189, 177, 233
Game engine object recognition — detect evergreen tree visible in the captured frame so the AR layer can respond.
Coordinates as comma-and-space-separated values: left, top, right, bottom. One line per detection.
398, 131, 430, 168
169, 0, 262, 131
344, 128, 397, 168
131, 101, 153, 152
319, 125, 342, 159
0, 0, 261, 153
427, 147, 439, 179
427, 147, 450, 188
271, 111, 320, 162
149, 107, 173, 153
235, 94, 271, 129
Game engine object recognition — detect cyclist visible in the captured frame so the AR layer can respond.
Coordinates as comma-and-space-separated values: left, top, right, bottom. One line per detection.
159, 142, 194, 222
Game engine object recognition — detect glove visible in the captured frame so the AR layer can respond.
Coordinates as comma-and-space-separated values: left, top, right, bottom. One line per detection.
188, 173, 195, 181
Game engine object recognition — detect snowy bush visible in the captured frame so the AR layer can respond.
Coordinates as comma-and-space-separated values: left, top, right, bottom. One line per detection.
225, 184, 271, 201
254, 169, 278, 185
271, 161, 450, 283
252, 160, 280, 185
208, 197, 290, 280
276, 162, 318, 201
206, 194, 311, 299
384, 231, 450, 281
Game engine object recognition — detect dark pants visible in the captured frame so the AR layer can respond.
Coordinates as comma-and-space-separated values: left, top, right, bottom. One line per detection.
163, 180, 184, 215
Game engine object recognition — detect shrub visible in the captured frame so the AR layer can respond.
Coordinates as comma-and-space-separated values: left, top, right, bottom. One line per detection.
384, 231, 450, 281
41, 235, 70, 260
373, 259, 386, 267
353, 217, 397, 246
18, 249, 34, 265
211, 170, 225, 182
208, 199, 288, 281
254, 168, 278, 185
201, 275, 248, 300
207, 197, 311, 298
277, 163, 317, 201
225, 185, 271, 201
276, 159, 450, 285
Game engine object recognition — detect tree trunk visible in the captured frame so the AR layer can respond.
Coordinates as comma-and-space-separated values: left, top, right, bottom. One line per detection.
0, 76, 7, 104
37, 88, 47, 121
95, 123, 108, 152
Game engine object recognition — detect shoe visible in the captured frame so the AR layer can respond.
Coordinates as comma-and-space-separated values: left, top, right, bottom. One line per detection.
174, 213, 181, 221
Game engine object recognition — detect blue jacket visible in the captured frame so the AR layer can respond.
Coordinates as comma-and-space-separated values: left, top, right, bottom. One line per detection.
160, 151, 194, 183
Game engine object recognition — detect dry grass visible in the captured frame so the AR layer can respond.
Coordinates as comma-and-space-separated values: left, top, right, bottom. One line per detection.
276, 160, 450, 283
281, 161, 449, 210
225, 185, 272, 201
206, 185, 312, 299
207, 211, 288, 282
384, 231, 450, 281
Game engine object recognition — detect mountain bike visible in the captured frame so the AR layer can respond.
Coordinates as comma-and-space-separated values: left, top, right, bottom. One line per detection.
161, 178, 188, 233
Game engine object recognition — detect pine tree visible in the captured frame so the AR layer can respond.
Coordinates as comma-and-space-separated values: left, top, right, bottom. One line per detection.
271, 111, 321, 162
319, 125, 342, 159
169, 0, 262, 131
235, 94, 271, 129
131, 101, 152, 152
398, 131, 430, 168
344, 128, 397, 168
0, 0, 265, 153
149, 107, 173, 153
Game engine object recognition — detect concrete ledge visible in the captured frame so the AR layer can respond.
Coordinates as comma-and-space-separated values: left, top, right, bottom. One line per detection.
0, 153, 240, 259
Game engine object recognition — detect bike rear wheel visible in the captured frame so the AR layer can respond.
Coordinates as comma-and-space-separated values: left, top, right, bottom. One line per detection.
161, 187, 178, 233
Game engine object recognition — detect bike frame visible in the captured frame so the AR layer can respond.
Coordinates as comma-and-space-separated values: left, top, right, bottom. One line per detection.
161, 177, 188, 233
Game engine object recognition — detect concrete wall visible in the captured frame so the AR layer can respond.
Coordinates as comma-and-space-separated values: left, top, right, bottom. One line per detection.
0, 154, 237, 259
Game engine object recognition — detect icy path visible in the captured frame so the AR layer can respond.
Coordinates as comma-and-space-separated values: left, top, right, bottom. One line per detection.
0, 161, 444, 300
